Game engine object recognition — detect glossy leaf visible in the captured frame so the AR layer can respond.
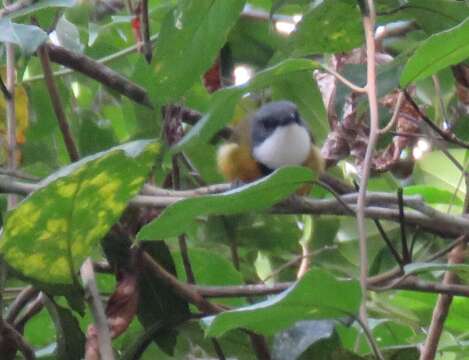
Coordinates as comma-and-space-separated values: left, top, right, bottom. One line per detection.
0, 19, 47, 53
291, 0, 363, 56
137, 166, 316, 240
401, 17, 469, 86
153, 0, 246, 104
175, 58, 319, 151
0, 140, 159, 285
202, 268, 360, 337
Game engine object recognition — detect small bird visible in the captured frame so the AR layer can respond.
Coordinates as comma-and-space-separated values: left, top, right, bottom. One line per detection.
217, 101, 324, 185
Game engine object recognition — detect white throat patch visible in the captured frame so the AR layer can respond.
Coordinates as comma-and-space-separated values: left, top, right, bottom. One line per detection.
253, 123, 311, 169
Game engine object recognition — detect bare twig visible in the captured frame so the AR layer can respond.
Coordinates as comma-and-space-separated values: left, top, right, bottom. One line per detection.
141, 250, 223, 314
398, 188, 411, 263
5, 286, 39, 324
0, 74, 11, 100
37, 44, 80, 162
356, 1, 384, 358
195, 275, 469, 299
81, 258, 115, 360
319, 64, 367, 93
373, 219, 403, 267
140, 0, 152, 63
0, 318, 36, 360
404, 91, 469, 149
23, 34, 159, 83
419, 242, 466, 360
45, 43, 153, 108
378, 90, 404, 134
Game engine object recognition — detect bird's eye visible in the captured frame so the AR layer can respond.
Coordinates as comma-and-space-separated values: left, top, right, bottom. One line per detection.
263, 119, 274, 128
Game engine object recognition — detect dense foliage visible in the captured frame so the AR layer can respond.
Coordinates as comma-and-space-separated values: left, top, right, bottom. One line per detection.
1, 0, 469, 359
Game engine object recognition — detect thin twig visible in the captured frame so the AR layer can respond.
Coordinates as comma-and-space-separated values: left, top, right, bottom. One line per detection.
356, 1, 384, 358
0, 74, 11, 100
140, 0, 152, 63
398, 188, 411, 263
23, 34, 159, 83
194, 275, 469, 299
419, 243, 466, 360
5, 286, 39, 324
378, 90, 404, 134
81, 258, 115, 360
319, 64, 367, 93
373, 219, 403, 267
37, 44, 80, 162
45, 43, 153, 108
404, 91, 469, 149
0, 318, 36, 360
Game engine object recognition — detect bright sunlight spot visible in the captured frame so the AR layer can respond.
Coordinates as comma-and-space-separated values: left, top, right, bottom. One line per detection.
275, 20, 296, 35
234, 65, 254, 86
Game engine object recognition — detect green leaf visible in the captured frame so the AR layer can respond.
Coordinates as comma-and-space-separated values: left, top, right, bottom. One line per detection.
403, 185, 463, 205
414, 149, 466, 201
137, 166, 316, 240
153, 0, 246, 104
272, 70, 329, 144
3, 0, 75, 20
404, 262, 469, 276
400, 0, 469, 34
45, 299, 86, 360
290, 0, 363, 56
174, 58, 319, 151
400, 17, 469, 87
0, 140, 159, 285
202, 268, 360, 337
0, 19, 47, 54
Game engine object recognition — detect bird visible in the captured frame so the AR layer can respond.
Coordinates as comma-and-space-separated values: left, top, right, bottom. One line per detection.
217, 100, 324, 186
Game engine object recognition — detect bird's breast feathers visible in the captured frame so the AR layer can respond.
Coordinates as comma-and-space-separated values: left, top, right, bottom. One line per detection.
252, 123, 311, 169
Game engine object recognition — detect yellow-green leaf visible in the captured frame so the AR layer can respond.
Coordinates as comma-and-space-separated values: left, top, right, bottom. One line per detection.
0, 140, 159, 285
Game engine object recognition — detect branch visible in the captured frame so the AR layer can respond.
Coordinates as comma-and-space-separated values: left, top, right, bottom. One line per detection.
81, 258, 115, 360
194, 275, 469, 299
0, 318, 36, 360
45, 43, 153, 108
5, 286, 39, 324
419, 242, 466, 360
357, 1, 383, 358
3, 175, 469, 238
37, 44, 80, 162
141, 250, 222, 314
404, 91, 469, 149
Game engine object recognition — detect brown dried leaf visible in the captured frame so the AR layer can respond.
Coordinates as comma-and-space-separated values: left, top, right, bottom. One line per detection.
85, 271, 139, 360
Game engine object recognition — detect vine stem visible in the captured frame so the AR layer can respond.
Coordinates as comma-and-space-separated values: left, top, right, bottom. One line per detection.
357, 1, 384, 359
